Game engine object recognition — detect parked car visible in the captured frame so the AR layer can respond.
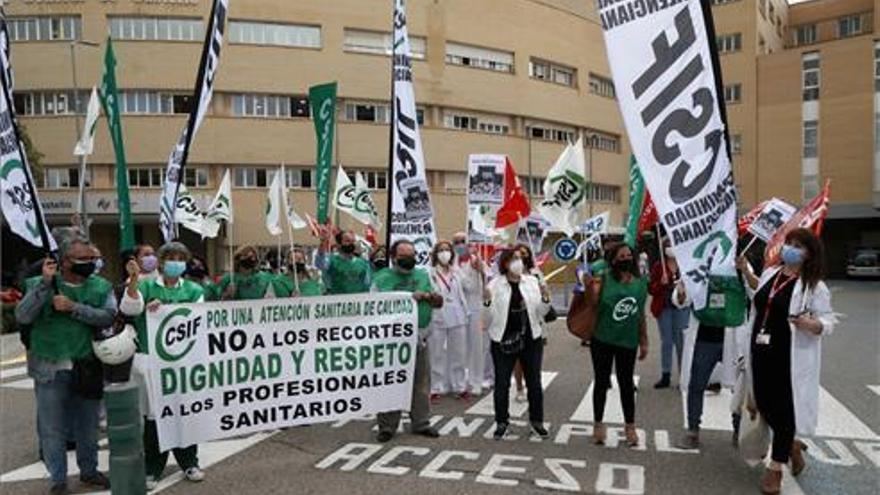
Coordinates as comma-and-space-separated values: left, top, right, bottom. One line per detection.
846, 248, 880, 279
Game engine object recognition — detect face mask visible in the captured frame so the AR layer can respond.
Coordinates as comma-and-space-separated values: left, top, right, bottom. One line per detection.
163, 260, 187, 278
340, 244, 356, 254
70, 261, 96, 278
294, 262, 307, 273
508, 259, 524, 276
454, 244, 468, 256
664, 247, 675, 259
239, 257, 257, 270
94, 258, 105, 274
781, 244, 805, 266
372, 258, 388, 270
396, 256, 416, 271
141, 255, 158, 273
187, 266, 206, 279
437, 251, 452, 265
614, 259, 635, 273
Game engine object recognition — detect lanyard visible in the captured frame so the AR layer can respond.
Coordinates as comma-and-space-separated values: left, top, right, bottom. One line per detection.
758, 272, 796, 333
434, 269, 453, 293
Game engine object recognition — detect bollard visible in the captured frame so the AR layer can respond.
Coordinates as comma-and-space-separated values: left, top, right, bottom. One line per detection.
105, 381, 145, 495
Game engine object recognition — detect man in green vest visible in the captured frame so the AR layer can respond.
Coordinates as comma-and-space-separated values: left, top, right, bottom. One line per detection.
16, 237, 114, 494
316, 230, 371, 294
217, 245, 284, 300
373, 239, 443, 443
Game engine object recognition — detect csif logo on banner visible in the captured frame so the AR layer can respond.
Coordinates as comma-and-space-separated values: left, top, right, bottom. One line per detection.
156, 307, 202, 362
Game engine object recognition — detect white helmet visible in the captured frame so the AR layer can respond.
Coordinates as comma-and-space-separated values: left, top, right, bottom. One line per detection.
93, 324, 138, 365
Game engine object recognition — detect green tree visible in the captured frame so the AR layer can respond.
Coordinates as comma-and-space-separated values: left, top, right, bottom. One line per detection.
17, 123, 43, 186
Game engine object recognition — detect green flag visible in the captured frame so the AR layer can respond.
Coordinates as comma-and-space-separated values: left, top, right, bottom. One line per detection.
623, 155, 645, 248
308, 82, 337, 225
98, 37, 135, 251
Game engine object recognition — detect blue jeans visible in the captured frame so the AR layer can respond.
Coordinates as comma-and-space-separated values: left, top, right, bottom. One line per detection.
657, 306, 689, 374
35, 370, 100, 484
686, 340, 724, 431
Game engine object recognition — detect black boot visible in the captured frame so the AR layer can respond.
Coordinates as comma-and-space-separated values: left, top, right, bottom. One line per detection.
654, 373, 671, 389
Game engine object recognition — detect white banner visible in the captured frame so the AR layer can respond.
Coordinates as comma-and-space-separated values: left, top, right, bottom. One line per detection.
537, 138, 586, 237
266, 167, 283, 236
73, 87, 101, 157
159, 0, 229, 242
388, 0, 436, 265
146, 292, 418, 451
748, 198, 795, 242
467, 154, 505, 244
599, 0, 738, 309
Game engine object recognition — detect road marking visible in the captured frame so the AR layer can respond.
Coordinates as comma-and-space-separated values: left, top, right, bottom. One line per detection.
686, 386, 879, 440
868, 385, 880, 397
465, 372, 558, 417
0, 366, 27, 380
569, 376, 641, 424
0, 354, 26, 367
1, 377, 33, 390
0, 432, 274, 492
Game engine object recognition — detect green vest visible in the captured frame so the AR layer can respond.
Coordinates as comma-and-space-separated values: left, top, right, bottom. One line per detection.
217, 271, 282, 300
135, 278, 204, 353
372, 268, 433, 329
324, 254, 371, 295
594, 274, 648, 349
26, 275, 112, 361
275, 274, 324, 297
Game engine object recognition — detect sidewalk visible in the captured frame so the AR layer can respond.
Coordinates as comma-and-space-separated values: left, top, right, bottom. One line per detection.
0, 332, 24, 364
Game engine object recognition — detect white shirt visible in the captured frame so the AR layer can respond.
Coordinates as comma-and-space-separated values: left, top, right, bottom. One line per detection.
430, 265, 468, 329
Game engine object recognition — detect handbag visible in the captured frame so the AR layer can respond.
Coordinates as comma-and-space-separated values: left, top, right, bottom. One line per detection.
543, 305, 558, 324
567, 276, 602, 341
695, 275, 747, 327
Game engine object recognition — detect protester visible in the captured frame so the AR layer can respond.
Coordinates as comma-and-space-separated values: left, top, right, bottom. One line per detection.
135, 244, 159, 281
742, 228, 836, 494
217, 246, 283, 300
15, 236, 114, 493
372, 240, 443, 442
648, 242, 690, 389
369, 245, 388, 272
452, 232, 490, 395
427, 240, 469, 402
587, 242, 648, 447
277, 247, 324, 297
512, 243, 547, 403
317, 230, 371, 294
483, 248, 551, 440
184, 255, 219, 301
120, 241, 206, 490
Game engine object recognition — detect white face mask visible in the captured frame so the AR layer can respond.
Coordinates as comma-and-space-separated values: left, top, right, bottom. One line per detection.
437, 251, 452, 265
508, 259, 524, 276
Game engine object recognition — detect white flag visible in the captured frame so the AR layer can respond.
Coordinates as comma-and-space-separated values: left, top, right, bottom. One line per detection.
281, 171, 306, 230
175, 184, 218, 238
355, 172, 382, 228
537, 137, 587, 237
73, 87, 100, 156
266, 168, 283, 236
581, 211, 610, 236
575, 233, 603, 260
388, 0, 436, 265
599, 0, 738, 309
206, 168, 233, 225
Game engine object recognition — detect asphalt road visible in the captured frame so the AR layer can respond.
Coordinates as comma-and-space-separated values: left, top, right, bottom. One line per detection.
1, 280, 878, 495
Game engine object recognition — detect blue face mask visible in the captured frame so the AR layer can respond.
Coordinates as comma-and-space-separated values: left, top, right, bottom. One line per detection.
781, 244, 805, 266
163, 260, 187, 278
454, 244, 468, 257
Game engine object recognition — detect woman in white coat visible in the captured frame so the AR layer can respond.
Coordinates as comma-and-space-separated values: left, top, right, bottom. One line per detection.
427, 240, 470, 402
740, 228, 836, 495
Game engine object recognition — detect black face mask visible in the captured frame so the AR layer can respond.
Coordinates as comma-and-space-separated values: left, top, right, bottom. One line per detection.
372, 258, 388, 270
187, 267, 207, 279
239, 257, 258, 270
294, 262, 306, 273
396, 256, 416, 271
340, 244, 356, 254
70, 261, 96, 278
613, 259, 635, 274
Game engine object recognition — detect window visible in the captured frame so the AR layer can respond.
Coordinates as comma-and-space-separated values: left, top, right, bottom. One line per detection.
802, 54, 820, 101
44, 168, 89, 189
445, 42, 514, 73
518, 176, 544, 196
343, 28, 426, 59
228, 21, 321, 48
109, 17, 204, 42
803, 121, 818, 159
716, 33, 742, 54
585, 131, 621, 153
12, 91, 84, 116
730, 134, 742, 154
529, 58, 577, 87
724, 84, 742, 104
444, 113, 477, 131
528, 125, 575, 143
234, 167, 273, 188
128, 167, 164, 188
344, 102, 390, 123
444, 112, 510, 135
119, 91, 180, 114
794, 25, 817, 46
587, 183, 621, 203
7, 16, 80, 42
875, 42, 880, 92
344, 170, 387, 190
285, 168, 313, 189
838, 14, 863, 38
184, 168, 209, 188
588, 73, 616, 99
478, 122, 510, 135
231, 94, 310, 118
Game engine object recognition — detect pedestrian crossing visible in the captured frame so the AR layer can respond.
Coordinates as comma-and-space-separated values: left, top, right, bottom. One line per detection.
569, 376, 642, 424
465, 372, 558, 417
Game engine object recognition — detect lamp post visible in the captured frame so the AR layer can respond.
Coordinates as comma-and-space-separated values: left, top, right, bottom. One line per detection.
587, 133, 600, 219
69, 39, 100, 238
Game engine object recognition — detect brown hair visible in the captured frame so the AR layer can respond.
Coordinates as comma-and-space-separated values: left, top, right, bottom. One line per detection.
515, 243, 535, 270
430, 240, 454, 266
497, 248, 517, 275
784, 228, 824, 288
606, 242, 640, 281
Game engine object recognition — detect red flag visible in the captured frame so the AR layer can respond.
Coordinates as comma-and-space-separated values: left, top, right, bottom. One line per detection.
534, 251, 551, 269
305, 214, 322, 238
738, 200, 768, 236
495, 158, 531, 228
764, 180, 830, 266
637, 191, 659, 236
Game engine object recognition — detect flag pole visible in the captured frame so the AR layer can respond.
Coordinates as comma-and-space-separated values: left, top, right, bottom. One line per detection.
656, 223, 666, 280
742, 234, 760, 256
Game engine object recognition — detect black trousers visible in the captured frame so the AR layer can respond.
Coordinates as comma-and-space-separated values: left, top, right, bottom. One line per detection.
491, 335, 544, 425
753, 352, 796, 463
590, 338, 637, 424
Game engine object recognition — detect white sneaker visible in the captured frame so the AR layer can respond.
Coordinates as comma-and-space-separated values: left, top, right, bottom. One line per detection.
145, 476, 158, 491
185, 467, 205, 482
515, 390, 526, 403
